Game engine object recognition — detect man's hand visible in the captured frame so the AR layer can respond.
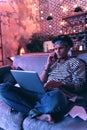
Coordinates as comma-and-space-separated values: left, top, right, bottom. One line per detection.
46, 53, 57, 66
44, 80, 63, 91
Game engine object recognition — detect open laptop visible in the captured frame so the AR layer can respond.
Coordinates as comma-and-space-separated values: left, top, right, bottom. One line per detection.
11, 70, 45, 94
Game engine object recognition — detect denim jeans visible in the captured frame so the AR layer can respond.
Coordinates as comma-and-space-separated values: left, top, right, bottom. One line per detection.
0, 83, 68, 115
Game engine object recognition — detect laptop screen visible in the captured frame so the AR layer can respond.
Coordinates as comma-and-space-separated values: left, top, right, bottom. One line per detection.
11, 70, 45, 94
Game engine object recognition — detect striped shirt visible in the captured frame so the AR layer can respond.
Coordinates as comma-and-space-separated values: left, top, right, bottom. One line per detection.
47, 57, 86, 97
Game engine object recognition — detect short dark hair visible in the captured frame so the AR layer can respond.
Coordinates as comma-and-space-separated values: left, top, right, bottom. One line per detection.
52, 35, 73, 48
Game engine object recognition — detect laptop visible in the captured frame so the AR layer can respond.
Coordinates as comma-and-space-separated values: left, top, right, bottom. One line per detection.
11, 70, 45, 94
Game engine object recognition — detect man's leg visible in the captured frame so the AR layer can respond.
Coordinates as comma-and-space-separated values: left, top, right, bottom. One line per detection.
0, 83, 41, 114
35, 89, 68, 114
28, 89, 68, 122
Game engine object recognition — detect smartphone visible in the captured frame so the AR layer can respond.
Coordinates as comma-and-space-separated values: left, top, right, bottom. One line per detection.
54, 53, 58, 61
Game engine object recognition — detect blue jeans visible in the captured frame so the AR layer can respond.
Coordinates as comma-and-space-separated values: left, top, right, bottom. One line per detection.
0, 83, 68, 115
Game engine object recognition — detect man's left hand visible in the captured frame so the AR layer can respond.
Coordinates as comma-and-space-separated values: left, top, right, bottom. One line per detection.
44, 80, 63, 91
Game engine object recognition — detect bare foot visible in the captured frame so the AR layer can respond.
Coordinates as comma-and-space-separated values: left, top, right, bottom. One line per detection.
37, 114, 54, 123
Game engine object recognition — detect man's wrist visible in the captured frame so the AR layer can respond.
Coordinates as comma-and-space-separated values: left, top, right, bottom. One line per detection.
44, 68, 49, 73
44, 64, 50, 73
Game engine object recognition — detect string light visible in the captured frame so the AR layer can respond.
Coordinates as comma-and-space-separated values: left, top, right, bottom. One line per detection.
41, 17, 44, 20
73, 30, 76, 33
40, 11, 43, 14
33, 3, 36, 6
60, 21, 65, 26
74, 4, 78, 8
49, 13, 52, 16
62, 7, 68, 12
49, 25, 52, 28
60, 30, 63, 33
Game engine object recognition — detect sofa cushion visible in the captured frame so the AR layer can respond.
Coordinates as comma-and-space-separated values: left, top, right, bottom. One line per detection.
0, 99, 24, 130
0, 53, 87, 130
77, 53, 87, 64
13, 53, 49, 75
23, 116, 87, 130
77, 53, 87, 83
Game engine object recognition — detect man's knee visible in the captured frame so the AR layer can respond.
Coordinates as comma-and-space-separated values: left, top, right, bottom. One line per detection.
0, 83, 12, 96
35, 89, 68, 113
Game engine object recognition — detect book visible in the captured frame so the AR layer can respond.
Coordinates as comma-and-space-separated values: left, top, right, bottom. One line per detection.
68, 105, 87, 121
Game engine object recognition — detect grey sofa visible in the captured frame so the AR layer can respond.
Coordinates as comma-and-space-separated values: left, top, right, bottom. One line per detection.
0, 53, 87, 130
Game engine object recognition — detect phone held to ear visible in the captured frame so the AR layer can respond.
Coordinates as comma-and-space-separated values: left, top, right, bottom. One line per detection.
54, 53, 58, 60
49, 53, 58, 62
49, 53, 58, 69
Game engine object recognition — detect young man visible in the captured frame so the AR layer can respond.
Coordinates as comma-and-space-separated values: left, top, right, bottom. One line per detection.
0, 35, 86, 123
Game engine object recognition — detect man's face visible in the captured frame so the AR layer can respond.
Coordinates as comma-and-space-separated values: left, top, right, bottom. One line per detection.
54, 43, 69, 59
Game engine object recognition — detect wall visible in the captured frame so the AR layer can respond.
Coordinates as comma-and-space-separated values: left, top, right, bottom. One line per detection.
0, 0, 40, 65
39, 0, 87, 35
1, 0, 87, 65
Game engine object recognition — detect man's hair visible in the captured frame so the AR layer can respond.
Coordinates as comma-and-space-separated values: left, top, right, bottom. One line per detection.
52, 35, 73, 48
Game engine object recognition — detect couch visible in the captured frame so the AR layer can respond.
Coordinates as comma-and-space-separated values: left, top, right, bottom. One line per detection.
0, 53, 87, 130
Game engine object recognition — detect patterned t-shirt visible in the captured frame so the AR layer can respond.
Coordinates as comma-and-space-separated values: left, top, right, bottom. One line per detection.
47, 57, 86, 95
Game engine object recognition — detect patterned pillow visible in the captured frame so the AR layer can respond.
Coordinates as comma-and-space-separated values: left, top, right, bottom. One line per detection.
77, 54, 87, 84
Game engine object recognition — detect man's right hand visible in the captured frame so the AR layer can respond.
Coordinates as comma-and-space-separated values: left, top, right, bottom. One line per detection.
45, 53, 58, 70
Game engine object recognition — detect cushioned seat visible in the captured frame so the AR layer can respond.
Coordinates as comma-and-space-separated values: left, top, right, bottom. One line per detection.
0, 53, 87, 130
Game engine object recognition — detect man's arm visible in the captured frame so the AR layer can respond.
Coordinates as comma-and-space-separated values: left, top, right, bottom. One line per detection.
60, 59, 86, 93
43, 59, 86, 93
40, 64, 50, 83
40, 53, 57, 83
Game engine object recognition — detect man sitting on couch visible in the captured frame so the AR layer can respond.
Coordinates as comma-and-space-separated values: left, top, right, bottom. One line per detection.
0, 35, 86, 123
